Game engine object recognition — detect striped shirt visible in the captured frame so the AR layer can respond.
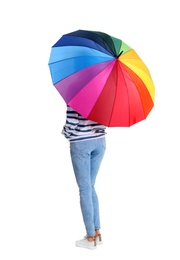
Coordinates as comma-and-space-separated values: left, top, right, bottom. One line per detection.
61, 106, 106, 142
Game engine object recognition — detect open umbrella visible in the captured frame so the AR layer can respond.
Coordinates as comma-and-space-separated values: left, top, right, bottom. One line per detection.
48, 29, 155, 127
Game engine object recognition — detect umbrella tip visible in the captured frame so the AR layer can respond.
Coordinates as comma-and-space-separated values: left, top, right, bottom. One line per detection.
117, 51, 123, 58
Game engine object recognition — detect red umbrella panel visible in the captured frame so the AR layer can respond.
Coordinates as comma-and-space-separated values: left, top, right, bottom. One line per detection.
48, 30, 155, 127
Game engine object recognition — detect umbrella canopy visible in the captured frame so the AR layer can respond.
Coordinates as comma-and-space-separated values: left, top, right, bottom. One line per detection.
48, 29, 155, 127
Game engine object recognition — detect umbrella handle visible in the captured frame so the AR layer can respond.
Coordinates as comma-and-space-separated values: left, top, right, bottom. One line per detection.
117, 51, 123, 58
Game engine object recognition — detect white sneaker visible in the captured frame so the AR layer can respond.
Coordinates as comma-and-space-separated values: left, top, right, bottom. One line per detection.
75, 237, 97, 250
84, 234, 103, 245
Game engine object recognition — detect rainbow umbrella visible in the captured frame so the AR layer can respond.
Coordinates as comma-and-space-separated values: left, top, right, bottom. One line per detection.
48, 30, 155, 127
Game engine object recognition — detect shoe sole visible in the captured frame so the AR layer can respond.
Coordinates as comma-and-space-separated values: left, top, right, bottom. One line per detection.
75, 244, 97, 250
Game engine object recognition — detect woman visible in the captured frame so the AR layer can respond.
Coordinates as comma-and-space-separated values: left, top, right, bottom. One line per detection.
62, 106, 106, 250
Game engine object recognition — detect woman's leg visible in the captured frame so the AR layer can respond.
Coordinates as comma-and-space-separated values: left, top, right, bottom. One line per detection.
90, 138, 106, 231
70, 140, 95, 237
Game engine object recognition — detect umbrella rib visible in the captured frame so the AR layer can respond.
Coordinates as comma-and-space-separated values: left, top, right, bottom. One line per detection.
105, 61, 125, 126
49, 45, 114, 65
115, 61, 131, 126
49, 55, 113, 65
120, 62, 151, 121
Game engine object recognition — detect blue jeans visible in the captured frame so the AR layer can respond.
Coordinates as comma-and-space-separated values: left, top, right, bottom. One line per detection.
70, 137, 106, 236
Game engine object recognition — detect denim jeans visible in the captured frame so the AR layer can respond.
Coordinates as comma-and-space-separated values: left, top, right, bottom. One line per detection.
70, 137, 106, 236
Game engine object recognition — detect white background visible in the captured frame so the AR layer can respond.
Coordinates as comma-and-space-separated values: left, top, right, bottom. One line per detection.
0, 0, 180, 259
